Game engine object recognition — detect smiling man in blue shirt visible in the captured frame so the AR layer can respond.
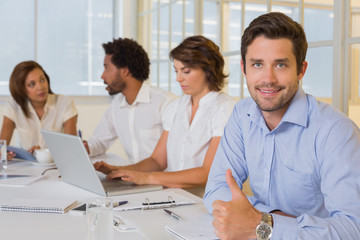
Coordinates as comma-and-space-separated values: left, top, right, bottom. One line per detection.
204, 12, 360, 240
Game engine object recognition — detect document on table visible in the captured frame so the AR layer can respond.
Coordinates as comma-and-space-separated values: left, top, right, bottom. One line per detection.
0, 174, 45, 187
165, 214, 219, 240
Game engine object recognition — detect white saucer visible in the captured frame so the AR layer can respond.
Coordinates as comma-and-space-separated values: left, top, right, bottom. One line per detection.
30, 161, 56, 167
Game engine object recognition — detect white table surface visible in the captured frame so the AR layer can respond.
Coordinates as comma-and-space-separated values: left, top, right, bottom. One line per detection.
0, 154, 209, 240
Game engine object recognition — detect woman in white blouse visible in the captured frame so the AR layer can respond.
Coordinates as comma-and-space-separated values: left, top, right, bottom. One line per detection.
95, 36, 235, 193
0, 61, 78, 158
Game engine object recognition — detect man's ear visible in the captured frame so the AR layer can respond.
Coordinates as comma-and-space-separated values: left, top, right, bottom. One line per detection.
120, 67, 130, 77
297, 61, 308, 82
241, 59, 246, 76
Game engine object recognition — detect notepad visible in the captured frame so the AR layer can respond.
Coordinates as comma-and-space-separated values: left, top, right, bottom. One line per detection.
165, 214, 219, 240
0, 198, 78, 214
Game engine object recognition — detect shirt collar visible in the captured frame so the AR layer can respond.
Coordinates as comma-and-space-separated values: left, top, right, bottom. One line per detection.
247, 87, 309, 130
182, 91, 220, 107
281, 87, 308, 128
119, 81, 151, 107
199, 91, 219, 106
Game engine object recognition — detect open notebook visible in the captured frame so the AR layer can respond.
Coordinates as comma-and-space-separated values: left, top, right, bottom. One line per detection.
0, 198, 77, 214
112, 190, 198, 211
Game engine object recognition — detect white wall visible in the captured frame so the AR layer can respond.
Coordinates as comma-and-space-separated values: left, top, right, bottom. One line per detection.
349, 105, 360, 128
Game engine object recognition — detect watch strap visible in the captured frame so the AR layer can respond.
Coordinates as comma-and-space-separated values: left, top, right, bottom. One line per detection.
262, 212, 273, 227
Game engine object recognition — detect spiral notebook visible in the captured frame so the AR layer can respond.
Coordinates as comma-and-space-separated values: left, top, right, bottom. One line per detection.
0, 198, 77, 214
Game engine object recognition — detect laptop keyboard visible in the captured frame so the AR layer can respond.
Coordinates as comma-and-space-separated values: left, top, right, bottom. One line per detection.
101, 179, 135, 191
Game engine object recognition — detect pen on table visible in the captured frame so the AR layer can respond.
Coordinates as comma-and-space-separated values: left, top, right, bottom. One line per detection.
164, 209, 182, 220
113, 200, 128, 207
78, 130, 82, 139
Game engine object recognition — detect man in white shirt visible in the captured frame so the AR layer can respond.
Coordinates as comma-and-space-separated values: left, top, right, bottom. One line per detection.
84, 38, 175, 163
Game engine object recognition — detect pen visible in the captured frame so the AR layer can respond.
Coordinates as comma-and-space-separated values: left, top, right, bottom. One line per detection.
164, 209, 182, 220
113, 200, 128, 207
78, 130, 82, 139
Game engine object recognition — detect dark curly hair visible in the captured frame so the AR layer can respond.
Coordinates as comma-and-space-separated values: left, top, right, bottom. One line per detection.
241, 12, 308, 74
102, 38, 150, 82
169, 35, 227, 92
9, 60, 53, 118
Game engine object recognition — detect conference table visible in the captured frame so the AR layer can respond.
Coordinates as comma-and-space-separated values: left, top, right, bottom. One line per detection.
0, 154, 212, 240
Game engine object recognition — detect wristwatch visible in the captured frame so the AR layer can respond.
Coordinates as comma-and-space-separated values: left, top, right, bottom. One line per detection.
256, 212, 273, 240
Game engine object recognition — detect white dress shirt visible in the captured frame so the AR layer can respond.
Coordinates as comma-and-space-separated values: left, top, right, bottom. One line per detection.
4, 94, 78, 150
163, 91, 235, 171
88, 82, 175, 163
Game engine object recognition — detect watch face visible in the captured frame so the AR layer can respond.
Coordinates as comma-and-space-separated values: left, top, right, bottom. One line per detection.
256, 223, 272, 240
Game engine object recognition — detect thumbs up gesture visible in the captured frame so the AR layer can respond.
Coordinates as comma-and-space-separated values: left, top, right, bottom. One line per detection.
212, 169, 262, 240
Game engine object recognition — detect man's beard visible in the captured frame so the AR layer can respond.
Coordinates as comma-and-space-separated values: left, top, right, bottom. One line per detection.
107, 74, 126, 95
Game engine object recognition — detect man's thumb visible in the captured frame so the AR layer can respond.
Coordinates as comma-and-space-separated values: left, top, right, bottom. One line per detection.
226, 169, 245, 200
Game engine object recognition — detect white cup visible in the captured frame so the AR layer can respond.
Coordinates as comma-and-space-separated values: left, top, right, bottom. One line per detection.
87, 197, 113, 240
34, 148, 53, 163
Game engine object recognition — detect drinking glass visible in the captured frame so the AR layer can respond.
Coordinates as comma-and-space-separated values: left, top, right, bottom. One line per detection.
86, 197, 113, 240
0, 140, 7, 172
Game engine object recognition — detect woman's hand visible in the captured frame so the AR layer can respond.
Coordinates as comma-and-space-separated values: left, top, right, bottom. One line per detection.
107, 169, 151, 185
93, 161, 120, 175
28, 145, 40, 154
7, 151, 16, 161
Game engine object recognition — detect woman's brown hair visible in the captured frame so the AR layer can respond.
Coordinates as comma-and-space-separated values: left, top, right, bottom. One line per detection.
169, 35, 227, 92
9, 61, 53, 118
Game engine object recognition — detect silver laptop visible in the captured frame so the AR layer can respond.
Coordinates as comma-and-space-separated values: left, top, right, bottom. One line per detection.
40, 129, 162, 196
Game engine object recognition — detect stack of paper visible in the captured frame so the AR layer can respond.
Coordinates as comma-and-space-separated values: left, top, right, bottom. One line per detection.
165, 214, 219, 240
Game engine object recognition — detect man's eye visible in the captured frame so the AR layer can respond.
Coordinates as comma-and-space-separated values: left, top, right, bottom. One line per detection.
253, 63, 262, 68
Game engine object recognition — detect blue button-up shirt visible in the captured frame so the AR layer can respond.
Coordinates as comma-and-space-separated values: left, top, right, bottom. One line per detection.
204, 88, 360, 239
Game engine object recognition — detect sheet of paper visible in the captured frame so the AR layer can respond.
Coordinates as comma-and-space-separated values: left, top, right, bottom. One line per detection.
0, 174, 45, 187
165, 214, 219, 240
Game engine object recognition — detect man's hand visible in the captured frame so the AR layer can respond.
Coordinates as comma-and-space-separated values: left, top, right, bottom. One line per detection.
212, 169, 262, 240
83, 140, 90, 154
